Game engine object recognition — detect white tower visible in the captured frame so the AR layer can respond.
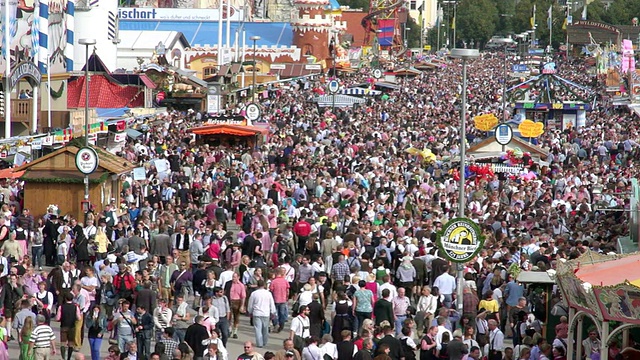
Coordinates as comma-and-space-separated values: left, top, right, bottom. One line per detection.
73, 0, 120, 71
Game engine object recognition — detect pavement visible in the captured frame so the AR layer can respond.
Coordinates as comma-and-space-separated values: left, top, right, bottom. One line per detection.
6, 311, 293, 360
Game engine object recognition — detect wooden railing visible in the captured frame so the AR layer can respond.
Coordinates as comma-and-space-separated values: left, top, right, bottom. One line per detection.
11, 99, 32, 122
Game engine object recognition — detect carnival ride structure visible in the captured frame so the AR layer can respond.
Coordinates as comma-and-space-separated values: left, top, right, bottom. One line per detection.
361, 0, 406, 59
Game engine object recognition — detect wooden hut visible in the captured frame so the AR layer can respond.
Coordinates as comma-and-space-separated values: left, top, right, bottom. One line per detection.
16, 145, 136, 220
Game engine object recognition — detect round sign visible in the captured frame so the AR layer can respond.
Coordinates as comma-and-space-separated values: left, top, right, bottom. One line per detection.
328, 80, 340, 94
75, 147, 99, 175
437, 218, 484, 263
245, 103, 261, 121
372, 69, 382, 79
495, 124, 513, 146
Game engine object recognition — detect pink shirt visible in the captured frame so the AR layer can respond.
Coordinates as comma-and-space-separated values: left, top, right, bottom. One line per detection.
230, 281, 247, 301
269, 277, 290, 304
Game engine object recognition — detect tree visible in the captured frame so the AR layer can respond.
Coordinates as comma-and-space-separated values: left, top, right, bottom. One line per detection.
573, 0, 606, 23
455, 0, 499, 47
405, 16, 422, 48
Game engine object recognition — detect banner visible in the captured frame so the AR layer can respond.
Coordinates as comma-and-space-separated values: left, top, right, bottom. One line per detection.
378, 19, 395, 46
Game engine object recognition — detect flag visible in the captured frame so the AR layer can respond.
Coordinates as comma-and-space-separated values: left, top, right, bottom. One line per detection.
530, 4, 536, 29
451, 15, 455, 29
378, 19, 395, 46
37, 0, 49, 74
547, 5, 552, 29
581, 4, 587, 20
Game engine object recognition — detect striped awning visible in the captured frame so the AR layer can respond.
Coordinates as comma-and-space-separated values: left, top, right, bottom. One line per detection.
313, 94, 366, 108
338, 87, 382, 96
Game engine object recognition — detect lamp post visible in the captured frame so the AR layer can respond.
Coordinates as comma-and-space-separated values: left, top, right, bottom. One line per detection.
403, 27, 411, 47
502, 44, 508, 126
79, 38, 96, 223
250, 35, 261, 97
450, 48, 479, 315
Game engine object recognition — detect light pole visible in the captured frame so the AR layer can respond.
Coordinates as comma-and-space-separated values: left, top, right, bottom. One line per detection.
250, 35, 260, 97
79, 38, 96, 223
404, 27, 411, 47
450, 48, 479, 315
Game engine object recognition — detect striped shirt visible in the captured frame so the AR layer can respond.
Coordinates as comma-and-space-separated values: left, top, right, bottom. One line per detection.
30, 325, 55, 348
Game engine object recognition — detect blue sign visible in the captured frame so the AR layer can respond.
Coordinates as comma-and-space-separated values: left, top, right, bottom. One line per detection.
511, 64, 528, 72
495, 124, 513, 146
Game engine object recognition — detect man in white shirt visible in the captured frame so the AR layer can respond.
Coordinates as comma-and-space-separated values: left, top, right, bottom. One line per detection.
435, 316, 452, 347
247, 280, 276, 348
289, 305, 310, 352
433, 266, 456, 309
487, 319, 504, 360
378, 275, 398, 300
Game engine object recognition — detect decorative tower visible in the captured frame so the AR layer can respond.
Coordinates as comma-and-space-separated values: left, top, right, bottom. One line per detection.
291, 0, 332, 64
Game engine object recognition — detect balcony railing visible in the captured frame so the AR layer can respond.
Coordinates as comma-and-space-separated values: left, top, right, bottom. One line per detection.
11, 99, 32, 122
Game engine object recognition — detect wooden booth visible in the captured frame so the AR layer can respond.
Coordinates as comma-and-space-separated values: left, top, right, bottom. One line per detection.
189, 115, 269, 148
16, 145, 136, 220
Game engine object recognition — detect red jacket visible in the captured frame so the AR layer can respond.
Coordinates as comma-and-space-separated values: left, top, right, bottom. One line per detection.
114, 273, 135, 292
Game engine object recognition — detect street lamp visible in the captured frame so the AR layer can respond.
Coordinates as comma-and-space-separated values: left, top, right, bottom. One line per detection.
449, 48, 479, 315
404, 27, 411, 47
250, 35, 261, 97
79, 38, 96, 223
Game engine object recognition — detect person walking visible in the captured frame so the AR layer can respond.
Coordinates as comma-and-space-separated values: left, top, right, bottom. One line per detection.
270, 267, 290, 334
55, 293, 79, 360
247, 280, 276, 348
28, 315, 56, 360
85, 305, 107, 360
135, 305, 154, 359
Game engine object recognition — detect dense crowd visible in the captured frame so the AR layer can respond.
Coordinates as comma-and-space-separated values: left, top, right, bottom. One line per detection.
0, 52, 634, 360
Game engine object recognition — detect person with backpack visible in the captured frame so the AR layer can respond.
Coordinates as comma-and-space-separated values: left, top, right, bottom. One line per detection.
113, 265, 135, 303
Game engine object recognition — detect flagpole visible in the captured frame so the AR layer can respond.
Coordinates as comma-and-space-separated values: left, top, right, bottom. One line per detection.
4, 0, 11, 138
549, 9, 552, 51
47, 48, 51, 129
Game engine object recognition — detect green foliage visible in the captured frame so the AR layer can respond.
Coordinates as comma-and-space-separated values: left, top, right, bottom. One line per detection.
406, 16, 422, 48
337, 0, 369, 11
455, 0, 499, 46
22, 171, 110, 184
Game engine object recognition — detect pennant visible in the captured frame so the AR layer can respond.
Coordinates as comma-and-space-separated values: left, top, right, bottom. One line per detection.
547, 5, 552, 29
581, 5, 587, 20
530, 4, 536, 29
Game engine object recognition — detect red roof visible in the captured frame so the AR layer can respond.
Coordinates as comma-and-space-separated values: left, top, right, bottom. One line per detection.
190, 124, 268, 137
67, 75, 145, 109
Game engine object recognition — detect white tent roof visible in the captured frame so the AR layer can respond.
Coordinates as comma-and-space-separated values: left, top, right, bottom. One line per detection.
313, 94, 366, 108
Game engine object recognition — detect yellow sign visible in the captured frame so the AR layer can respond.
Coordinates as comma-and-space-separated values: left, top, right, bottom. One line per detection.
473, 114, 499, 131
518, 119, 545, 137
424, 45, 432, 50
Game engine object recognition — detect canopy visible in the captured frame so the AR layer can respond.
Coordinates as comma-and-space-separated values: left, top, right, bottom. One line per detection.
338, 87, 381, 96
0, 168, 25, 179
313, 94, 366, 108
574, 253, 640, 287
189, 124, 268, 137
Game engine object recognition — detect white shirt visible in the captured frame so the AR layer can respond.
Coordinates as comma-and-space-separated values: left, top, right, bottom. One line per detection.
281, 264, 295, 282
435, 326, 452, 346
433, 272, 456, 295
290, 315, 310, 338
319, 343, 338, 360
247, 288, 276, 317
217, 270, 234, 288
489, 328, 504, 351
378, 282, 398, 300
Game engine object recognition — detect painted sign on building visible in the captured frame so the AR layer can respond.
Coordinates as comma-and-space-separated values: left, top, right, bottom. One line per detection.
118, 6, 243, 21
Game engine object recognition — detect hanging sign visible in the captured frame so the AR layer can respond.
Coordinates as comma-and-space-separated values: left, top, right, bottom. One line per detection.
437, 218, 485, 263
495, 124, 513, 145
75, 147, 99, 175
245, 103, 261, 121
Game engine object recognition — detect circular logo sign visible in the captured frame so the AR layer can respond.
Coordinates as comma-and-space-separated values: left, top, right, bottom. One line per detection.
245, 103, 261, 121
328, 80, 340, 93
75, 147, 99, 175
437, 218, 484, 263
372, 69, 382, 79
495, 123, 513, 146
221, 4, 236, 19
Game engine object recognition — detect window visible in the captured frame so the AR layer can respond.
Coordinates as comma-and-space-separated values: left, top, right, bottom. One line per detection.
410, 0, 417, 10
203, 67, 216, 77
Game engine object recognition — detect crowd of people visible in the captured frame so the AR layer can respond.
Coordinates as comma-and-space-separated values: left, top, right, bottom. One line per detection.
0, 51, 633, 360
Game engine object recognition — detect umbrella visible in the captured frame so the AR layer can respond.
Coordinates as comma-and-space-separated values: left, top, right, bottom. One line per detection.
325, 208, 339, 218
341, 189, 355, 198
